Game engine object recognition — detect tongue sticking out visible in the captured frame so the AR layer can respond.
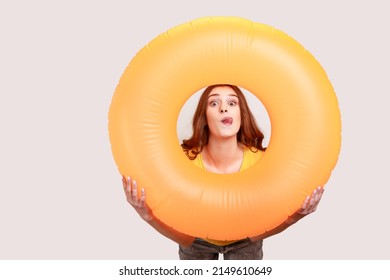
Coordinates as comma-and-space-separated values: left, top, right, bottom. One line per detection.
222, 117, 233, 125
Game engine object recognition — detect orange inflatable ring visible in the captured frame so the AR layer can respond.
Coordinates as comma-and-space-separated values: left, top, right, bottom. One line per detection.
108, 16, 341, 240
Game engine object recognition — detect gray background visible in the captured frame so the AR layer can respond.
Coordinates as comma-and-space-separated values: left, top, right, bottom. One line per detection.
1, 0, 389, 259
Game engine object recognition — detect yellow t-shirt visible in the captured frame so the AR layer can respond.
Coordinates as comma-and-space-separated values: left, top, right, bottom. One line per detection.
191, 146, 263, 246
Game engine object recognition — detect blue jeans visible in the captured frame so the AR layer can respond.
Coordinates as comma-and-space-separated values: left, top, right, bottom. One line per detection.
179, 238, 263, 260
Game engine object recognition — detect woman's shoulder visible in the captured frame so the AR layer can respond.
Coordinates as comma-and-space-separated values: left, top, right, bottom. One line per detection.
183, 149, 205, 170
241, 146, 263, 171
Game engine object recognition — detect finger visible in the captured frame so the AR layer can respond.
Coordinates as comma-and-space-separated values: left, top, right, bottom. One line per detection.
315, 186, 322, 202
301, 188, 317, 214
306, 188, 318, 212
313, 186, 322, 201
140, 188, 146, 207
299, 195, 310, 214
122, 175, 130, 193
122, 175, 126, 189
131, 179, 138, 201
123, 176, 134, 204
312, 186, 324, 211
302, 195, 310, 210
122, 176, 131, 197
319, 186, 325, 197
307, 186, 323, 212
126, 176, 132, 193
122, 175, 128, 188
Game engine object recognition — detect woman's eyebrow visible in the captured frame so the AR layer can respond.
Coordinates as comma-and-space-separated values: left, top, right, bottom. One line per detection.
208, 93, 238, 98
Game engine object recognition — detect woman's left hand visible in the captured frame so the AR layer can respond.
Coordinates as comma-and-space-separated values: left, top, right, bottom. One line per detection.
287, 185, 325, 224
249, 186, 325, 241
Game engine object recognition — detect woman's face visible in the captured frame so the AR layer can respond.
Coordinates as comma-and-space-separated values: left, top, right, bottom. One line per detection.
206, 86, 241, 140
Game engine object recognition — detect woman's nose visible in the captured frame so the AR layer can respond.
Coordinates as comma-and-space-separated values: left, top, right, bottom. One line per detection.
220, 104, 228, 113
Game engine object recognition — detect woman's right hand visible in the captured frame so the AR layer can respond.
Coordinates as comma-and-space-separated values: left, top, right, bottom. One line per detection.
122, 176, 196, 247
122, 175, 154, 222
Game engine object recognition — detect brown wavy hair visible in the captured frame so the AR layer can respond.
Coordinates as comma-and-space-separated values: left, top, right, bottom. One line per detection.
181, 84, 267, 159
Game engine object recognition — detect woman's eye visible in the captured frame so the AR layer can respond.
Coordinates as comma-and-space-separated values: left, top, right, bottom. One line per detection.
210, 101, 218, 107
228, 101, 237, 106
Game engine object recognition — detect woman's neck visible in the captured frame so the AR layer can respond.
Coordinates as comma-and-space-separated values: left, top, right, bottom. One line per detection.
202, 136, 244, 174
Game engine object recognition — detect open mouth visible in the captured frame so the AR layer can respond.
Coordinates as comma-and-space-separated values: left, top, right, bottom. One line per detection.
221, 117, 233, 125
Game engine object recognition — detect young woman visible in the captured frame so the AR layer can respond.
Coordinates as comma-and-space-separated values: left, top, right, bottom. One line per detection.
122, 84, 324, 259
